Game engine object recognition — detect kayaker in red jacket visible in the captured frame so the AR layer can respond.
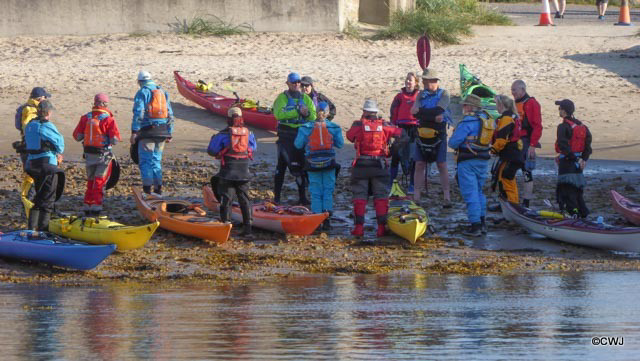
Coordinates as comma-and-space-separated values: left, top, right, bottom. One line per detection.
511, 80, 542, 208
346, 99, 402, 238
388, 72, 420, 188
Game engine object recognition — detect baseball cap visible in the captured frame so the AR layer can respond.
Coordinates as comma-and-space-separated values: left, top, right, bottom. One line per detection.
555, 99, 575, 115
30, 87, 51, 99
94, 93, 110, 104
287, 72, 301, 83
301, 76, 313, 85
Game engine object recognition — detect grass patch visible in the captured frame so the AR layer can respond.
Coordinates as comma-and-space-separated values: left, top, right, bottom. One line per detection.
375, 0, 511, 44
169, 15, 253, 36
342, 20, 362, 39
128, 30, 151, 38
492, 0, 621, 5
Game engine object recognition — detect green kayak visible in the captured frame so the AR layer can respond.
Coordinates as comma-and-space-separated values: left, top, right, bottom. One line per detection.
459, 64, 499, 120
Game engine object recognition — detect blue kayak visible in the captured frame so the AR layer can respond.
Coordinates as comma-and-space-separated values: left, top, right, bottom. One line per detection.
0, 230, 116, 270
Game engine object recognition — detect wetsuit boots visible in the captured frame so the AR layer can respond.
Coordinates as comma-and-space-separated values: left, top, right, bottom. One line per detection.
374, 198, 389, 237
351, 199, 366, 237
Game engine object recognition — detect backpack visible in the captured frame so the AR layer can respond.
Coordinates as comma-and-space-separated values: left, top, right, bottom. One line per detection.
83, 112, 110, 149
306, 122, 336, 170
555, 118, 587, 154
147, 88, 168, 119
218, 126, 252, 165
474, 111, 495, 149
510, 113, 522, 143
358, 117, 388, 157
15, 104, 35, 132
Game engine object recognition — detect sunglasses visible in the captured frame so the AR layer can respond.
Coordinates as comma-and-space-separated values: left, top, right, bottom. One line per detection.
301, 84, 312, 87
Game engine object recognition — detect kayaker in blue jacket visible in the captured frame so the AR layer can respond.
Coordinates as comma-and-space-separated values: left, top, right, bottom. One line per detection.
130, 70, 174, 197
449, 94, 491, 237
24, 100, 65, 231
294, 102, 344, 230
208, 107, 257, 236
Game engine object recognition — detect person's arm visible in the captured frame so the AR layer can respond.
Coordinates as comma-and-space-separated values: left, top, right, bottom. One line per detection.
330, 123, 344, 149
448, 121, 470, 149
43, 123, 65, 154
164, 89, 175, 135
346, 121, 361, 143
293, 125, 309, 150
581, 126, 593, 161
248, 132, 257, 152
491, 116, 513, 153
318, 93, 337, 120
272, 93, 299, 121
72, 115, 86, 142
556, 123, 572, 156
131, 88, 148, 132
107, 115, 122, 145
525, 98, 542, 147
207, 133, 225, 157
389, 93, 401, 125
437, 89, 451, 109
303, 94, 316, 121
411, 92, 421, 115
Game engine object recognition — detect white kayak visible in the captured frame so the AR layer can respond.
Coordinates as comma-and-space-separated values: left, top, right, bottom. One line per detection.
500, 198, 640, 252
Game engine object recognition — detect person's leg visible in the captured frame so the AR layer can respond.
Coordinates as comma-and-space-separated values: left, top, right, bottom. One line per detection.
577, 187, 590, 219
551, 0, 561, 17
560, 0, 566, 15
457, 161, 481, 225
84, 161, 97, 211
437, 162, 451, 203
27, 170, 43, 230
36, 170, 58, 231
499, 161, 520, 204
413, 161, 426, 202
323, 168, 336, 213
90, 157, 111, 214
372, 173, 391, 237
474, 160, 489, 233
236, 181, 253, 235
307, 171, 323, 214
273, 144, 288, 204
217, 179, 233, 223
152, 140, 165, 194
138, 139, 155, 192
350, 176, 368, 237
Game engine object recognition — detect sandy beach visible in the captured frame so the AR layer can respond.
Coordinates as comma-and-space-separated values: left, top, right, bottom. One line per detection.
1, 8, 639, 282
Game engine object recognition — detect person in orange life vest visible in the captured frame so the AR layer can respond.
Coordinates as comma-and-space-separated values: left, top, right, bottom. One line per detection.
208, 107, 257, 236
554, 99, 592, 218
300, 76, 337, 120
72, 93, 121, 216
294, 102, 344, 230
389, 72, 420, 189
130, 70, 174, 197
411, 68, 452, 206
346, 99, 403, 237
449, 94, 491, 237
490, 95, 524, 204
511, 80, 542, 208
272, 72, 317, 205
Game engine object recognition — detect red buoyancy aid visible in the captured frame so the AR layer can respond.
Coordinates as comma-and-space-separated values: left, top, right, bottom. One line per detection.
148, 88, 168, 119
309, 122, 333, 152
394, 90, 418, 125
83, 111, 110, 149
219, 126, 252, 165
555, 118, 587, 154
357, 117, 389, 157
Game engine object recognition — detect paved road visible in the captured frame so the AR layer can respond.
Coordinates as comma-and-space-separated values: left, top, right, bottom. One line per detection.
489, 2, 639, 26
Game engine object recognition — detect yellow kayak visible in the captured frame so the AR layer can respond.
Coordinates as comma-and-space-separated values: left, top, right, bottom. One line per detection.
48, 216, 160, 251
387, 180, 428, 243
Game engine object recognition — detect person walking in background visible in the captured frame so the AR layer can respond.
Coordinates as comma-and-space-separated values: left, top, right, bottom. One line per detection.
72, 93, 121, 216
596, 0, 608, 19
552, 0, 567, 18
272, 72, 317, 205
554, 99, 592, 218
411, 68, 452, 206
511, 79, 542, 208
490, 95, 524, 204
208, 107, 257, 236
389, 72, 420, 189
449, 95, 492, 237
346, 99, 402, 238
294, 102, 344, 230
24, 100, 65, 231
130, 70, 174, 197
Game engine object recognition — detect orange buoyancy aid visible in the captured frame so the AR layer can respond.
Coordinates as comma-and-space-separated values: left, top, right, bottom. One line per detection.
394, 91, 419, 125
308, 121, 333, 152
148, 88, 169, 119
555, 118, 587, 154
218, 126, 252, 165
83, 111, 110, 149
357, 117, 389, 157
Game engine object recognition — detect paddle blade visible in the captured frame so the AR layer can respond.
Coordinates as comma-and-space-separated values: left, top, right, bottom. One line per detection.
416, 35, 431, 70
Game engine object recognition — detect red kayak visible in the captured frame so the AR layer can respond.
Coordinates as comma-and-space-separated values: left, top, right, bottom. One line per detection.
174, 71, 277, 131
610, 190, 640, 226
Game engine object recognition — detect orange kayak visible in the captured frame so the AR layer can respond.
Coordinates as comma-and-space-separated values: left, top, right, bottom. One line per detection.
132, 187, 232, 244
202, 185, 327, 235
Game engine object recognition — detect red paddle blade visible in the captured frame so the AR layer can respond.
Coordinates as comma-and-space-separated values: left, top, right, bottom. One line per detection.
416, 35, 431, 70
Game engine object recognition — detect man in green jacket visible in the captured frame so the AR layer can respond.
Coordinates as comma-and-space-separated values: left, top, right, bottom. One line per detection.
272, 72, 316, 205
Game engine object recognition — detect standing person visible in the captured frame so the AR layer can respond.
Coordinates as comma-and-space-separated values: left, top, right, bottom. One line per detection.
554, 99, 592, 218
449, 95, 492, 237
130, 70, 174, 197
294, 102, 344, 230
490, 95, 524, 204
24, 100, 64, 231
511, 79, 542, 208
389, 72, 420, 188
300, 76, 336, 120
596, 0, 608, 19
346, 99, 402, 238
411, 68, 452, 206
72, 93, 121, 216
207, 107, 257, 236
272, 72, 317, 205
552, 0, 567, 18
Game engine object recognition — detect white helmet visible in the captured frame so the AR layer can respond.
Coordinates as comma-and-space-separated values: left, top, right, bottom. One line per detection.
137, 70, 152, 81
362, 99, 379, 112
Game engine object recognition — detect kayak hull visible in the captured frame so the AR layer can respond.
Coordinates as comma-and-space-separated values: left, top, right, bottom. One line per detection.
459, 64, 499, 120
133, 187, 232, 243
202, 186, 327, 235
387, 181, 428, 243
174, 71, 277, 131
610, 190, 640, 226
500, 198, 640, 252
48, 217, 160, 251
0, 230, 115, 270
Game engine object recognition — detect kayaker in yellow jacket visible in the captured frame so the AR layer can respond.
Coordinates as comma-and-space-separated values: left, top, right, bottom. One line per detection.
490, 95, 524, 204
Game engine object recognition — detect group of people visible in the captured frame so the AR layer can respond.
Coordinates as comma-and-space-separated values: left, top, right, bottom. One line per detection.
13, 67, 593, 239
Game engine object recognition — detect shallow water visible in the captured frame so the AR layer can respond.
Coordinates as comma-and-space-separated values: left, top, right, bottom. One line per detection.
1, 272, 638, 360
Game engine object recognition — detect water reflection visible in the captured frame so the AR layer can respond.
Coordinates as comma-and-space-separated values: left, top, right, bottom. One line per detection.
1, 272, 639, 360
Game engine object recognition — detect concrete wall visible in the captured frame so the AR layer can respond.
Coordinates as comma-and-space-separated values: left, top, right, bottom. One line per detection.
0, 0, 342, 36
357, 0, 415, 26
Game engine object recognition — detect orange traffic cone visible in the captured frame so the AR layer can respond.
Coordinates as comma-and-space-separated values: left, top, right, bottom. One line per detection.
615, 0, 633, 26
537, 0, 555, 26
